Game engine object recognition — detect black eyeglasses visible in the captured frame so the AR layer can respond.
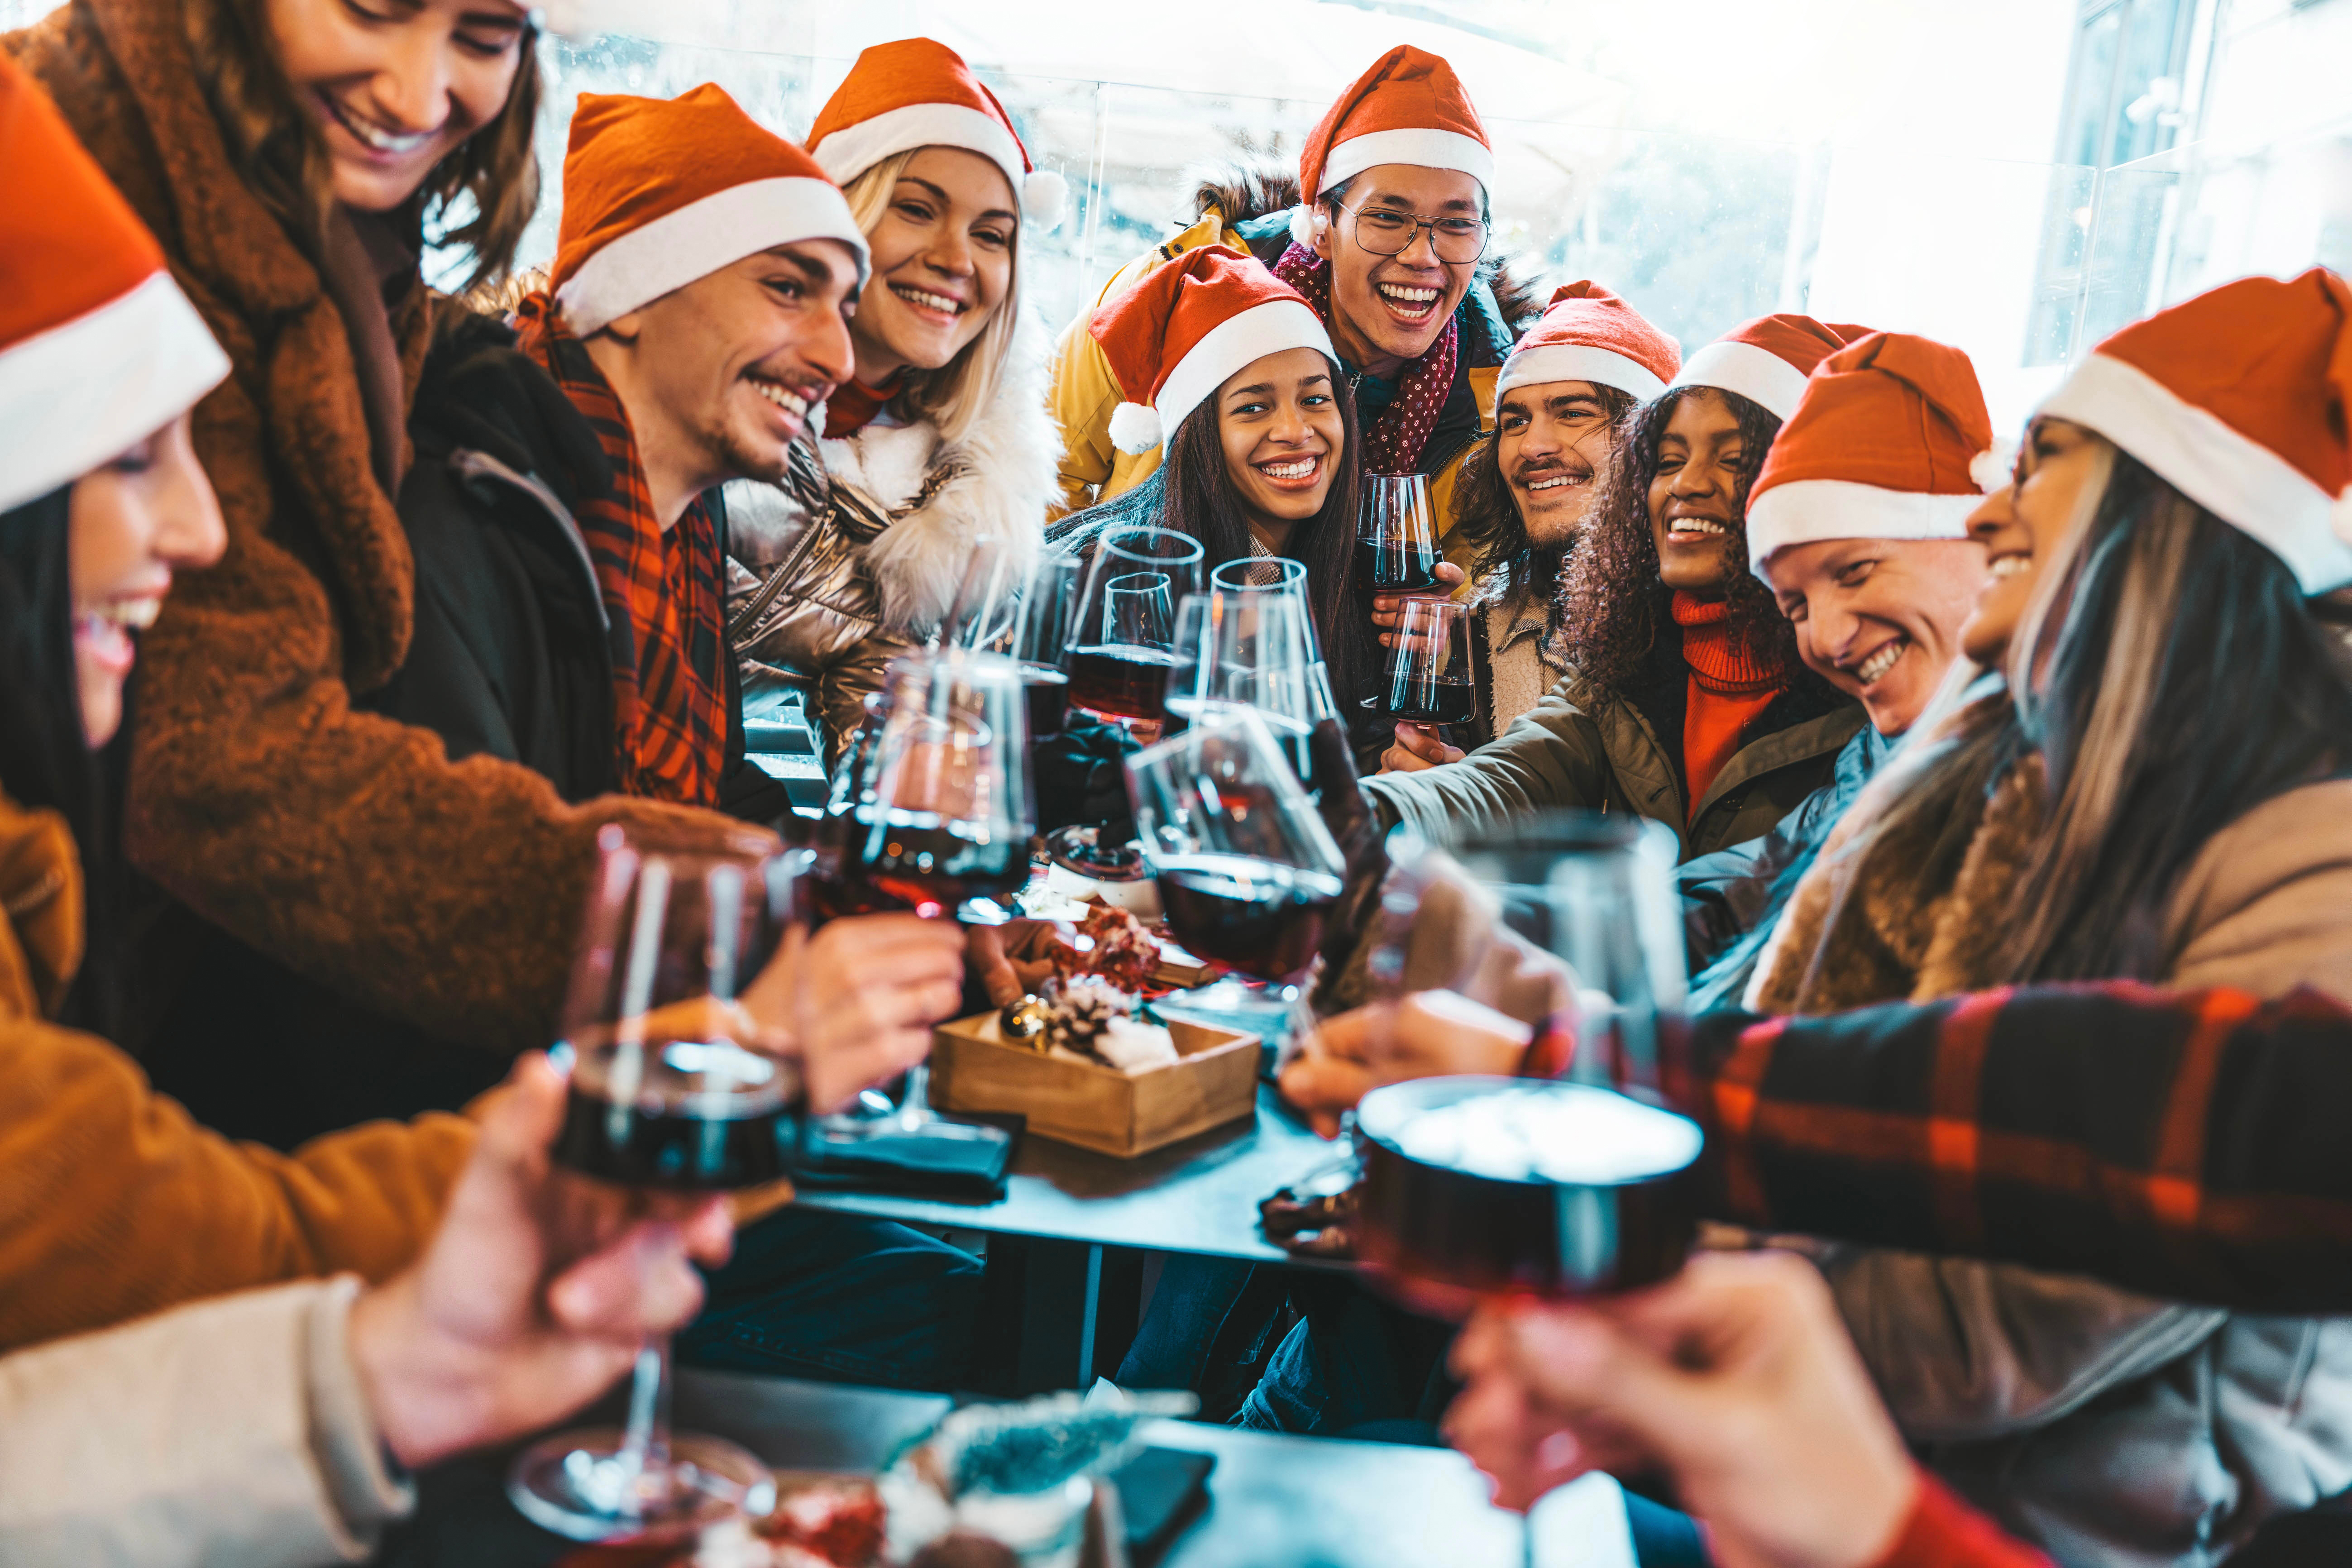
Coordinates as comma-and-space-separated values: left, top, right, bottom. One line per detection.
1338, 201, 1488, 265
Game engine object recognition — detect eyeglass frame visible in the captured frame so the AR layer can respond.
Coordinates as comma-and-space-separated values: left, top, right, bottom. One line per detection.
1331, 197, 1490, 266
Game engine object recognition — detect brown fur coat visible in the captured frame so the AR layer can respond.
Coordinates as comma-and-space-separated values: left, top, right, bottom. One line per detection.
6, 0, 747, 1055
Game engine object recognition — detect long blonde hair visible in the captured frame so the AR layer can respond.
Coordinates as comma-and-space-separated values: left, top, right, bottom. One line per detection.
838, 149, 1023, 447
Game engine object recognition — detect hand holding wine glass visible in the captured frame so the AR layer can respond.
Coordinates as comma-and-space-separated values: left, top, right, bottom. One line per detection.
739, 912, 966, 1114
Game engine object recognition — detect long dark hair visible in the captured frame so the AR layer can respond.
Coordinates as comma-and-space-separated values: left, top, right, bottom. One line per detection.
1157, 361, 1376, 709
1997, 452, 2352, 980
0, 490, 121, 1035
184, 0, 543, 288
1553, 386, 1793, 703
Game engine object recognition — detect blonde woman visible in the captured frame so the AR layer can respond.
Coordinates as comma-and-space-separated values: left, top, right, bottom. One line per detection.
725, 38, 1062, 765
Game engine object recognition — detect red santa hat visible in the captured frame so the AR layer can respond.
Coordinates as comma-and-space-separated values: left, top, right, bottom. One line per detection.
552, 84, 869, 336
808, 38, 1065, 229
0, 55, 229, 515
1669, 314, 1875, 422
1745, 332, 1998, 576
2037, 268, 2352, 594
1495, 281, 1682, 404
1091, 246, 1335, 454
1289, 46, 1492, 249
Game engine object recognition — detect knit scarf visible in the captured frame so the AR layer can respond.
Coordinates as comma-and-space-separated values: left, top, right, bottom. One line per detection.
1271, 242, 1458, 474
513, 295, 729, 806
823, 371, 904, 439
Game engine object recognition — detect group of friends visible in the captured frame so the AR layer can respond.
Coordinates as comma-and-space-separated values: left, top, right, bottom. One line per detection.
2, 0, 2351, 1563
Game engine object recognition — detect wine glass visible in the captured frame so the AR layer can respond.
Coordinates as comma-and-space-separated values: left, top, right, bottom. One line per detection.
1011, 550, 1083, 741
508, 828, 798, 1542
1165, 585, 1328, 792
1382, 596, 1479, 747
1065, 526, 1205, 729
1358, 472, 1444, 593
937, 532, 1025, 656
1123, 708, 1348, 989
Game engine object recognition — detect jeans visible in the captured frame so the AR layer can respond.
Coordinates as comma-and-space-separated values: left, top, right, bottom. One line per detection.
674, 1205, 983, 1391
1116, 1256, 1296, 1421
1233, 1282, 1457, 1436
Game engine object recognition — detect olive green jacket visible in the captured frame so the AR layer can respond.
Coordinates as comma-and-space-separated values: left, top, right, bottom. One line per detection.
1364, 653, 1864, 864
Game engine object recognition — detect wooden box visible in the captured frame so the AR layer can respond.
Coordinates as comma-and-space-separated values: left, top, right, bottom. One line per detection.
929, 1011, 1260, 1157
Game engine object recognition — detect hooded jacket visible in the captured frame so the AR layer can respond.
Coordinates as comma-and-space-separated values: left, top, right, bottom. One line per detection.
726, 314, 1061, 770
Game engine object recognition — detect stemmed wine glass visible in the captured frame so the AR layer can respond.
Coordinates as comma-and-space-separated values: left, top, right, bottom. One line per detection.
1358, 472, 1444, 593
1064, 525, 1205, 730
806, 652, 1032, 1141
1381, 596, 1479, 749
508, 828, 799, 1542
1011, 550, 1083, 741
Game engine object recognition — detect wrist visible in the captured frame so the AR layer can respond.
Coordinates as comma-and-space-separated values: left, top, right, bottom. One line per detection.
348, 1272, 493, 1471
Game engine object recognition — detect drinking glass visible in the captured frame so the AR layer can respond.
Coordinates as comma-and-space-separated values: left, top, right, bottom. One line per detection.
1382, 596, 1479, 739
1124, 709, 1348, 987
1011, 550, 1083, 740
1165, 587, 1328, 790
1358, 472, 1444, 593
1065, 526, 1205, 727
937, 533, 1024, 655
507, 829, 799, 1541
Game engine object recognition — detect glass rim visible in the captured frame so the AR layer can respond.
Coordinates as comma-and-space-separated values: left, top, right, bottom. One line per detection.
1210, 556, 1308, 592
1097, 523, 1206, 569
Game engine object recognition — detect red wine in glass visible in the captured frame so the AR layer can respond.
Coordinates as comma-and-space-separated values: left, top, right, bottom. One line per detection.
554, 1078, 795, 1190
1067, 643, 1186, 724
1385, 678, 1476, 727
1020, 662, 1070, 739
807, 811, 1028, 921
1358, 537, 1444, 593
1153, 851, 1344, 984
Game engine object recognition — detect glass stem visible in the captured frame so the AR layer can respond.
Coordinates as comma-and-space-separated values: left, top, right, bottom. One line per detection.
899, 1061, 934, 1126
615, 1339, 673, 1491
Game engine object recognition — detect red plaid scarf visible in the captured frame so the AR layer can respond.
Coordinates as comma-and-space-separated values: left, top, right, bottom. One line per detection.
513, 294, 728, 806
1272, 240, 1459, 474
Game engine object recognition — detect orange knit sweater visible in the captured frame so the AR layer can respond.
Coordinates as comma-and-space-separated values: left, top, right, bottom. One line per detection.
1672, 592, 1785, 819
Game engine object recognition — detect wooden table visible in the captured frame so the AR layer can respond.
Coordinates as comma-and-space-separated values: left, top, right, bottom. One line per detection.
381, 1371, 1637, 1568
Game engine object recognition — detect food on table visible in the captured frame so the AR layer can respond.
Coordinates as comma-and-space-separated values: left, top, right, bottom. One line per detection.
1029, 975, 1179, 1072
1049, 903, 1162, 994
1095, 1014, 1180, 1072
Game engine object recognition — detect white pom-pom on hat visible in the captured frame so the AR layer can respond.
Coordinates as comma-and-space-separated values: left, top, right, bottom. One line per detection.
1023, 168, 1068, 230
1288, 204, 1318, 250
1109, 402, 1163, 454
1971, 439, 2018, 494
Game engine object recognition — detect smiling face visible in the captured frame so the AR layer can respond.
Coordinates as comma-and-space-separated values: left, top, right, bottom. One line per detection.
67, 411, 228, 745
1215, 346, 1345, 538
1959, 417, 2109, 665
266, 0, 529, 213
589, 240, 860, 516
847, 146, 1016, 386
1765, 535, 1987, 735
1310, 163, 1483, 374
1496, 380, 1621, 552
1647, 389, 1752, 597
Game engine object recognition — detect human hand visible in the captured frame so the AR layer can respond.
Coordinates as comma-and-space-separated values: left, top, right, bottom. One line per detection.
741, 913, 967, 1113
1369, 562, 1468, 646
1278, 989, 1533, 1138
1445, 1253, 1922, 1568
347, 1053, 732, 1470
966, 918, 1065, 1009
1379, 722, 1466, 773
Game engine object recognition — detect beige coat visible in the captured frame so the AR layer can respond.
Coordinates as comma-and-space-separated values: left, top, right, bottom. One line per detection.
0, 1278, 409, 1565
1764, 774, 2352, 1568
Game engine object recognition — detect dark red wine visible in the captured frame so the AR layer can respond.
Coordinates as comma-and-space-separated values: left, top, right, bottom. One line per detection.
1386, 679, 1476, 726
1154, 852, 1344, 983
1066, 644, 1186, 723
553, 1044, 797, 1190
1358, 537, 1442, 592
1020, 663, 1070, 739
808, 813, 1028, 920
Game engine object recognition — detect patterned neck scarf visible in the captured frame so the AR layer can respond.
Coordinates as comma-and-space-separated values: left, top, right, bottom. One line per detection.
1271, 240, 1459, 474
514, 294, 728, 805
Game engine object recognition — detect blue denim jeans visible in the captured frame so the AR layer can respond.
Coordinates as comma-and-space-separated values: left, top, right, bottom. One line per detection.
674, 1205, 982, 1391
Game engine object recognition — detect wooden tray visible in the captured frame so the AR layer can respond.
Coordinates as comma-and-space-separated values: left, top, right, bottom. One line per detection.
930, 1010, 1261, 1158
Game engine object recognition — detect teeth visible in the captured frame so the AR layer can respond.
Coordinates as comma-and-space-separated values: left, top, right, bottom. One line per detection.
892, 285, 964, 315
90, 598, 161, 630
753, 381, 809, 420
1525, 473, 1586, 492
1988, 554, 2033, 578
328, 95, 433, 153
1668, 517, 1728, 536
1852, 640, 1905, 685
1377, 284, 1440, 309
1260, 459, 1317, 479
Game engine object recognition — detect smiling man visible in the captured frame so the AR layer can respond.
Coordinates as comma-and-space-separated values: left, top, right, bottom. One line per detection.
1048, 46, 1525, 539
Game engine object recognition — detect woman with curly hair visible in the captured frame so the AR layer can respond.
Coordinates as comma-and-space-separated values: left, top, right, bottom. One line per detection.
1362, 316, 1867, 860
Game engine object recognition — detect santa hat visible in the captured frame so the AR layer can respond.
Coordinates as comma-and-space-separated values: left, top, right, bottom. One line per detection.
552, 84, 869, 336
1669, 314, 1875, 422
808, 38, 1065, 229
0, 56, 229, 516
1091, 246, 1334, 454
1745, 332, 1998, 576
1494, 281, 1681, 404
2037, 268, 2352, 595
1289, 46, 1492, 249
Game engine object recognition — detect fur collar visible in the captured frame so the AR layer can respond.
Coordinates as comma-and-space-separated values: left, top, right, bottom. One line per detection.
829, 311, 1061, 636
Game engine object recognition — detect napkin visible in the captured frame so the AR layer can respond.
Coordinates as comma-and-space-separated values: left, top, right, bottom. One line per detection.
789, 1114, 1023, 1201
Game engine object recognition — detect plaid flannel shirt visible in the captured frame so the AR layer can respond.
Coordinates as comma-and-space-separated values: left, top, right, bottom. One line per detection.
1659, 983, 2352, 1313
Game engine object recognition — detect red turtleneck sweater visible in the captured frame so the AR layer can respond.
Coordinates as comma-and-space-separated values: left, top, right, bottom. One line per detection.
1672, 591, 1785, 820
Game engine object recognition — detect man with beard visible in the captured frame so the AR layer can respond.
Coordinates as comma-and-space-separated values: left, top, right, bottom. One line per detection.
1378, 282, 1679, 770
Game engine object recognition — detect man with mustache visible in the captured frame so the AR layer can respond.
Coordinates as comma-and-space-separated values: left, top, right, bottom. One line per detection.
1378, 282, 1680, 770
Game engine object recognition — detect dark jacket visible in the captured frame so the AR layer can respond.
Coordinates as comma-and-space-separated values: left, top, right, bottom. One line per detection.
1680, 722, 1890, 1005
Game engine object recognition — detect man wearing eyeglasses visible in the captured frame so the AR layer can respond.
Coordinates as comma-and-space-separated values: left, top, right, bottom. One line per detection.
1048, 46, 1533, 555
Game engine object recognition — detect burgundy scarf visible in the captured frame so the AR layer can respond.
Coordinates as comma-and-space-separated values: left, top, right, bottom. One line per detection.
513, 294, 729, 806
1272, 241, 1459, 473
